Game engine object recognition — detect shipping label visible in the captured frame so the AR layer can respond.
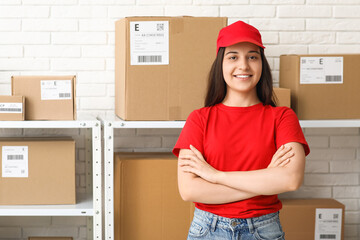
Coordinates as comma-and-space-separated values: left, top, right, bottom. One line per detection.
2, 146, 28, 178
300, 57, 343, 84
315, 208, 342, 240
41, 80, 72, 100
0, 103, 22, 113
130, 21, 169, 65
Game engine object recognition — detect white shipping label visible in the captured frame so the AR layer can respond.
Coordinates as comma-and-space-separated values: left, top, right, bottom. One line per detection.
2, 146, 28, 178
41, 80, 72, 100
300, 57, 343, 84
0, 103, 22, 113
130, 21, 169, 65
315, 208, 342, 240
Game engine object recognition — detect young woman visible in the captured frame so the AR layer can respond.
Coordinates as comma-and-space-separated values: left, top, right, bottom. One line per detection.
173, 21, 310, 240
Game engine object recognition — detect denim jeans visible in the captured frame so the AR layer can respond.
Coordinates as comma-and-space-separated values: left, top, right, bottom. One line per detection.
188, 208, 285, 240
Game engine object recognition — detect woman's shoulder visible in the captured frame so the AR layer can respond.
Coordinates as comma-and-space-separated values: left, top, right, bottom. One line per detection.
186, 105, 218, 122
190, 105, 216, 116
265, 105, 298, 120
266, 105, 295, 114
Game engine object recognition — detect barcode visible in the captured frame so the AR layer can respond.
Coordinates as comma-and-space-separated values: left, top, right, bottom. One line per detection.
138, 55, 162, 63
157, 23, 164, 31
7, 155, 24, 160
0, 108, 21, 112
325, 75, 342, 82
320, 234, 336, 239
59, 93, 71, 98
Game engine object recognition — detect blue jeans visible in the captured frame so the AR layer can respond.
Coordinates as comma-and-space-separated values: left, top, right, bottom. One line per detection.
188, 208, 285, 240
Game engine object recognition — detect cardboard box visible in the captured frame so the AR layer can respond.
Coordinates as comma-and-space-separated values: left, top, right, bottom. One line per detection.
0, 138, 76, 205
280, 199, 345, 240
0, 95, 25, 121
274, 88, 290, 107
280, 54, 360, 120
115, 17, 227, 120
12, 76, 76, 120
114, 152, 194, 240
29, 238, 73, 240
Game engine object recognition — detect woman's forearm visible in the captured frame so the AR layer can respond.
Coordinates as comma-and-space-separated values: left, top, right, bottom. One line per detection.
178, 171, 257, 204
216, 167, 300, 195
215, 142, 305, 195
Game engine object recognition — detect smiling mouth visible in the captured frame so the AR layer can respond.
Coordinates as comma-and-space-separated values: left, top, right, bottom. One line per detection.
234, 74, 252, 78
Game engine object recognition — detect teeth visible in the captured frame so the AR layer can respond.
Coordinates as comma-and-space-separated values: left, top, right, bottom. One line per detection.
235, 75, 250, 78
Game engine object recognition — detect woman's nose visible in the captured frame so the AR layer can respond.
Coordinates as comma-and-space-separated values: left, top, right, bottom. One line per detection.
237, 58, 249, 70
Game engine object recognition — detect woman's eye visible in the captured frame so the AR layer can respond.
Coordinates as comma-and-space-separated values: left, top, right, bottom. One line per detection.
229, 56, 237, 60
249, 55, 257, 60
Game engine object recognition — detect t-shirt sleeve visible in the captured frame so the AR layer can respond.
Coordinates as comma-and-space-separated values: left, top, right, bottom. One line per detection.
172, 110, 204, 157
276, 108, 310, 156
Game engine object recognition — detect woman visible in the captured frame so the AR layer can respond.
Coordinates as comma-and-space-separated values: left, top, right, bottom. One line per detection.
173, 21, 310, 240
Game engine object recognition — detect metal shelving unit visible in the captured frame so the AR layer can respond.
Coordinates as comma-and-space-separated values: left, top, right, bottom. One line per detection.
100, 114, 184, 240
0, 115, 102, 240
101, 114, 360, 240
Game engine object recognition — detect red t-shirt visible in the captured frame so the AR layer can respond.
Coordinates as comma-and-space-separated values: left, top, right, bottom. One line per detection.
173, 103, 310, 218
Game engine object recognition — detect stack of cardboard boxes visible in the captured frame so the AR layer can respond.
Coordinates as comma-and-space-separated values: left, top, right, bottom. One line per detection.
0, 75, 76, 121
0, 77, 77, 208
113, 16, 226, 240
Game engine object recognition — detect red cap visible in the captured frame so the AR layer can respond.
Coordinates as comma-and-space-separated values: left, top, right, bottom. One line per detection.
216, 21, 265, 54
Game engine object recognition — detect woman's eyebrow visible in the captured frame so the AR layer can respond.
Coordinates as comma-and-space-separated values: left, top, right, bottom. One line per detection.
225, 51, 238, 55
249, 50, 261, 55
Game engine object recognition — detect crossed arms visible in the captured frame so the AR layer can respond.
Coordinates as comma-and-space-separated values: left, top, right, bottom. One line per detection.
177, 142, 306, 204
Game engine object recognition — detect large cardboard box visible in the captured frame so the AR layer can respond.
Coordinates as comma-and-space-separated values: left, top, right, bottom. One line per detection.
0, 138, 76, 205
114, 152, 194, 240
280, 199, 345, 240
12, 76, 76, 120
274, 88, 290, 108
280, 54, 360, 120
0, 95, 25, 121
115, 17, 227, 120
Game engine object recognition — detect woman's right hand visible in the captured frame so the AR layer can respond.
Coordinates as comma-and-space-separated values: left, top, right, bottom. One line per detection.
267, 145, 294, 168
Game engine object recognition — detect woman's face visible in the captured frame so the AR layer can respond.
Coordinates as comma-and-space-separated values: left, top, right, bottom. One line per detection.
222, 42, 262, 98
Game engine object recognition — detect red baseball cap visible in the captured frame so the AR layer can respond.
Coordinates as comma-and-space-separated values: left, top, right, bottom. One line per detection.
216, 21, 265, 54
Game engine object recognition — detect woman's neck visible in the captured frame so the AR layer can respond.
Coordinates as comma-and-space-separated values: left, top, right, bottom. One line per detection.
222, 91, 261, 107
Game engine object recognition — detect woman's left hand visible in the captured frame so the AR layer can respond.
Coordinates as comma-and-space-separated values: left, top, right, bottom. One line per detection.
178, 145, 221, 184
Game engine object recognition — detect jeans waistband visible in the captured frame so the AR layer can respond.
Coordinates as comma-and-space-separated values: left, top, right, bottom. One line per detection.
193, 207, 280, 232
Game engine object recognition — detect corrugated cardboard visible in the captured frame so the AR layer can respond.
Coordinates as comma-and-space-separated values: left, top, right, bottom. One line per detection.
12, 76, 76, 120
280, 54, 360, 119
280, 199, 345, 240
0, 138, 76, 205
0, 95, 25, 121
274, 88, 290, 107
115, 17, 227, 120
29, 238, 73, 240
114, 152, 194, 240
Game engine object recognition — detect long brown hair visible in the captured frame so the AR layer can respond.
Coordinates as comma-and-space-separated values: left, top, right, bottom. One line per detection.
205, 47, 277, 107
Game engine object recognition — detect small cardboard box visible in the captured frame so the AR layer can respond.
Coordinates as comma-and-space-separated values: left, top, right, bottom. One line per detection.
280, 54, 360, 120
0, 138, 76, 205
280, 199, 345, 240
115, 16, 227, 120
114, 152, 194, 240
12, 76, 76, 120
0, 95, 25, 121
274, 88, 290, 108
29, 238, 73, 240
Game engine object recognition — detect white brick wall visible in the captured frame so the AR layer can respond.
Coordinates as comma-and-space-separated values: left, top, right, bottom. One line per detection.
1, 0, 360, 239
